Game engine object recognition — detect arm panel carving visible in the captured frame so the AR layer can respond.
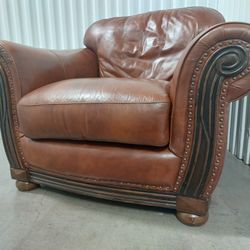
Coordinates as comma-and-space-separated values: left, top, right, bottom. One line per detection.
170, 23, 250, 199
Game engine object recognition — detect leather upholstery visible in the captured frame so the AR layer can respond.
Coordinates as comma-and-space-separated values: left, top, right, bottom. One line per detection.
0, 41, 99, 102
18, 78, 171, 146
169, 22, 250, 157
21, 136, 181, 191
85, 7, 224, 80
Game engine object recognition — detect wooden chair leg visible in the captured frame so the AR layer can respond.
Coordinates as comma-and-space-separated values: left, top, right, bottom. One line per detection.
16, 180, 39, 192
176, 211, 208, 226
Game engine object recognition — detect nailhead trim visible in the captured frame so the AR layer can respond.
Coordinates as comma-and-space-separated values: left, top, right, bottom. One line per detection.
0, 45, 28, 168
174, 39, 250, 194
203, 40, 250, 198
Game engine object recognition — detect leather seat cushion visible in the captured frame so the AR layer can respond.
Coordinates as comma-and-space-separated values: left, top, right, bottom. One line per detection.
17, 78, 171, 147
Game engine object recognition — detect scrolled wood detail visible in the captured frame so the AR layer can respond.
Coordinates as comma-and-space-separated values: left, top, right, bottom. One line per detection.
175, 40, 249, 198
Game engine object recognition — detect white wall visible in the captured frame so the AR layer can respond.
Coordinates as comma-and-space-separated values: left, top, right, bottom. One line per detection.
0, 0, 249, 164
218, 0, 250, 22
0, 0, 219, 49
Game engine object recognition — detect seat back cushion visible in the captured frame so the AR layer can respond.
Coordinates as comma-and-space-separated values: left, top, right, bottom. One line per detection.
84, 7, 225, 81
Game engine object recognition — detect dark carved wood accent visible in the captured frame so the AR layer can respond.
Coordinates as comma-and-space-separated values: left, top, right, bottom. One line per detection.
180, 45, 248, 197
0, 46, 28, 181
10, 168, 29, 181
176, 196, 208, 216
0, 66, 25, 171
29, 170, 177, 209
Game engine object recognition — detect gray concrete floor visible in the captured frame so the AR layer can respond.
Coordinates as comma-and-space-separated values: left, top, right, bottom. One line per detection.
0, 138, 250, 250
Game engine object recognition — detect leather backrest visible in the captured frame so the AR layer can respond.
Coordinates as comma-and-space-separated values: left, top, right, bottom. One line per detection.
84, 7, 225, 80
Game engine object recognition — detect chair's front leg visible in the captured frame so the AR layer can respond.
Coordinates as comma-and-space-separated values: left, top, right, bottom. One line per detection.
169, 23, 250, 225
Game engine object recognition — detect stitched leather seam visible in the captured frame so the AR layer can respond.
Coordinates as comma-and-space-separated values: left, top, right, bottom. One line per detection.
48, 50, 67, 79
228, 91, 250, 102
18, 102, 171, 106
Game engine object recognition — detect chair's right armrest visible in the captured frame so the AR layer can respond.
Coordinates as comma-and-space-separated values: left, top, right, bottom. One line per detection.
0, 41, 99, 101
0, 41, 98, 175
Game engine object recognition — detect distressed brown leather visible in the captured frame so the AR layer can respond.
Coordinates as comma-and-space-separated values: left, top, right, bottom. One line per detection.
84, 7, 224, 80
227, 74, 250, 102
18, 78, 171, 146
21, 136, 180, 191
170, 22, 250, 157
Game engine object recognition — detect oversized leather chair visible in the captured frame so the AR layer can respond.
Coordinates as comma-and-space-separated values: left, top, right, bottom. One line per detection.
0, 7, 250, 226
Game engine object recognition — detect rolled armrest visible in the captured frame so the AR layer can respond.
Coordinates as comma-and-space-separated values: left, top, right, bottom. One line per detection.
169, 22, 250, 198
0, 41, 99, 101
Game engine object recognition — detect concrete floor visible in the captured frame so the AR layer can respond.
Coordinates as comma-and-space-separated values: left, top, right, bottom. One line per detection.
0, 139, 250, 250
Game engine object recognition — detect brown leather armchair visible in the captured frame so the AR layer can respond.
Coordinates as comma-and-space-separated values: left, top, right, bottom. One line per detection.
0, 7, 250, 226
